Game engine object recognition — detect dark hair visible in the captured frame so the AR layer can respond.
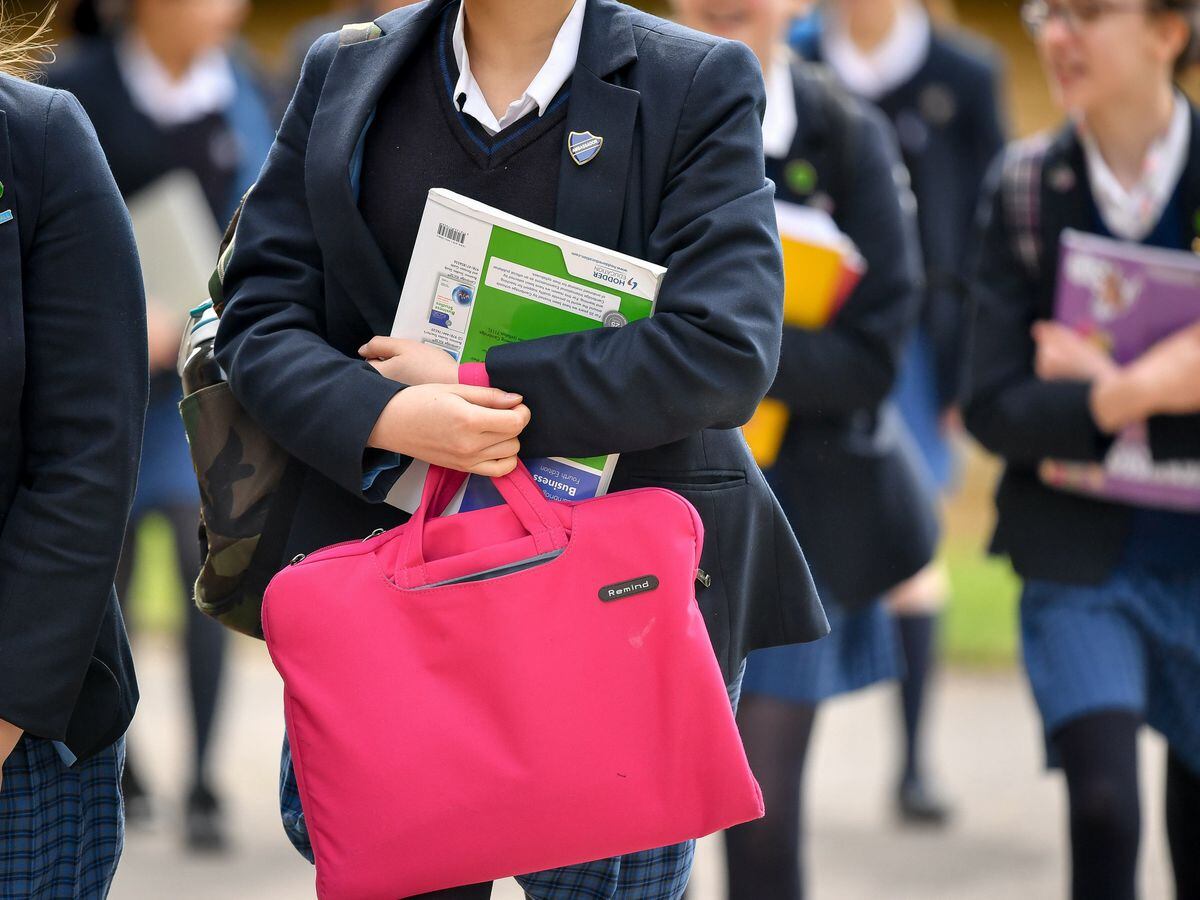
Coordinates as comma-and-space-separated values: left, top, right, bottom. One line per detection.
1158, 0, 1200, 74
0, 2, 56, 77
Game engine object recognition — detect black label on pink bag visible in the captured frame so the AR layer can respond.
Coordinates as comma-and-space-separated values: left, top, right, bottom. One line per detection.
599, 576, 660, 602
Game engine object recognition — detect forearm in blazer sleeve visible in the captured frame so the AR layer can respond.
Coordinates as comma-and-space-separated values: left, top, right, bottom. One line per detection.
0, 92, 148, 740
768, 108, 920, 415
214, 34, 407, 498
483, 41, 783, 459
964, 163, 1111, 465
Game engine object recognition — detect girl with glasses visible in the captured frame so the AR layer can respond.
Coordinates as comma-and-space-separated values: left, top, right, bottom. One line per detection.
966, 2, 1200, 898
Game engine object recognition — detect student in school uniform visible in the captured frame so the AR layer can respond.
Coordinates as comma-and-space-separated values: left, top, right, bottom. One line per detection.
792, 0, 1006, 822
214, 0, 829, 896
47, 0, 278, 849
966, 2, 1200, 897
673, 1, 937, 896
0, 12, 147, 898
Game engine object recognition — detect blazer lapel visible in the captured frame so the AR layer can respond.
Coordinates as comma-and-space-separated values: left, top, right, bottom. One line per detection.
305, 1, 450, 334
554, 0, 639, 250
1037, 125, 1091, 311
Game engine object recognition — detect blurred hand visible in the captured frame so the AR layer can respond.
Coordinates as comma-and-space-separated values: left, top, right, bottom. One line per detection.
359, 337, 458, 386
368, 383, 530, 477
146, 298, 183, 374
0, 719, 24, 794
1126, 323, 1200, 415
1032, 321, 1119, 383
1091, 323, 1200, 432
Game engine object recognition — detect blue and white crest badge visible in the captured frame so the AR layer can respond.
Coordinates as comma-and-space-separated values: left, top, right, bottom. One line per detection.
568, 131, 603, 166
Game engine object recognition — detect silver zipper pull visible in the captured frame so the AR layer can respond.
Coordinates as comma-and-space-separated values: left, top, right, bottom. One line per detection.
363, 528, 386, 542
695, 568, 712, 588
290, 554, 306, 566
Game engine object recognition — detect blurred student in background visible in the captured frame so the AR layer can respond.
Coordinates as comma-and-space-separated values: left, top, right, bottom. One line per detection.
792, 0, 1006, 823
966, 2, 1200, 897
46, 0, 277, 852
674, 0, 937, 895
0, 8, 146, 896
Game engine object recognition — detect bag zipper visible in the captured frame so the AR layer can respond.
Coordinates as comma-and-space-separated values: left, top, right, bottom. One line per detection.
288, 528, 390, 567
695, 568, 711, 588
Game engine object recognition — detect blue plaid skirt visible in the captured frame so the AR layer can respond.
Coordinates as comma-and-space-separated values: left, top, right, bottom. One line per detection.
0, 737, 124, 899
1022, 565, 1200, 773
280, 666, 745, 898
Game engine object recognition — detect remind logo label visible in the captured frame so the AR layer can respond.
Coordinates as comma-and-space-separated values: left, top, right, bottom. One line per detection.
599, 576, 660, 602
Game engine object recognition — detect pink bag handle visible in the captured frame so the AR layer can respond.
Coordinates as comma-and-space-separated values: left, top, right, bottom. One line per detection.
396, 462, 569, 587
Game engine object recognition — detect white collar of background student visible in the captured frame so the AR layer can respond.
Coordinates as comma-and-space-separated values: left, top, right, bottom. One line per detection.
822, 0, 930, 101
452, 0, 586, 137
115, 31, 237, 127
1078, 94, 1191, 243
762, 52, 799, 160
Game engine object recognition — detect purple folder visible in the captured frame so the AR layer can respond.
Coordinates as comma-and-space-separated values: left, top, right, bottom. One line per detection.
1040, 229, 1200, 511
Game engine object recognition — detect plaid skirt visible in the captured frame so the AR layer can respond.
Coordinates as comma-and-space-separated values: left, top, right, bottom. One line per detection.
0, 737, 124, 900
280, 665, 746, 898
1022, 565, 1200, 773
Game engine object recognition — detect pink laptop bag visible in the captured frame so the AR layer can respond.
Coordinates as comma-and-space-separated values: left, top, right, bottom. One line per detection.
262, 462, 763, 898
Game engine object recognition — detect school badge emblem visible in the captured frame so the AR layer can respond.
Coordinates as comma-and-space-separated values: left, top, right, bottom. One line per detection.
568, 131, 604, 166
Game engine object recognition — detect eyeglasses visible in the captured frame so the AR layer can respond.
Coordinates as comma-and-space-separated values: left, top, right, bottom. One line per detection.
1020, 0, 1158, 36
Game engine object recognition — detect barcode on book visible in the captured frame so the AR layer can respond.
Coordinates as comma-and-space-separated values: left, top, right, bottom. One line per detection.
437, 223, 467, 246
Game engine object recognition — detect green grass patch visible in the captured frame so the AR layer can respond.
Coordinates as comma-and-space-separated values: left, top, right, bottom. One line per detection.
942, 541, 1021, 668
126, 513, 186, 634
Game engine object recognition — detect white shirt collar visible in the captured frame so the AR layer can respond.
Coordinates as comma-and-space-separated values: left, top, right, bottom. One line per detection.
115, 31, 236, 127
822, 1, 930, 101
762, 53, 798, 160
1079, 94, 1191, 242
452, 0, 585, 136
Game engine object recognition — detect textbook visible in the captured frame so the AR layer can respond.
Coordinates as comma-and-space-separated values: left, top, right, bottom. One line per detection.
1039, 229, 1200, 511
384, 189, 665, 514
742, 201, 866, 468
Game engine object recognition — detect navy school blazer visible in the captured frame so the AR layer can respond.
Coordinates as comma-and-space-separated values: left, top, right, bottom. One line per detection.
0, 75, 145, 760
765, 63, 938, 608
965, 116, 1200, 584
795, 24, 1006, 408
214, 0, 829, 679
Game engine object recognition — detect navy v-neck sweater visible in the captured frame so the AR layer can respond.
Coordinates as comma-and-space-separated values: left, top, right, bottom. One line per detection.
357, 3, 571, 289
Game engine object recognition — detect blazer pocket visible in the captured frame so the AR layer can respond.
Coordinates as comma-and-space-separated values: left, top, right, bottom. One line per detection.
63, 655, 124, 763
627, 470, 747, 492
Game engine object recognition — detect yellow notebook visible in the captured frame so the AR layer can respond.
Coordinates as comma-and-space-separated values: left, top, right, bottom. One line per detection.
744, 202, 864, 467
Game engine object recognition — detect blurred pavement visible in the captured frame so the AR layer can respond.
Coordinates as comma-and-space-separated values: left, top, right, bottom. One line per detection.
110, 637, 1171, 900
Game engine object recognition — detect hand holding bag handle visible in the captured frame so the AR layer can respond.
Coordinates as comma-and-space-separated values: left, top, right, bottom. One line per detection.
395, 463, 570, 588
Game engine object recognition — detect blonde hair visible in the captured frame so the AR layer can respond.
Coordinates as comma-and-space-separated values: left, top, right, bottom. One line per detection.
0, 3, 56, 79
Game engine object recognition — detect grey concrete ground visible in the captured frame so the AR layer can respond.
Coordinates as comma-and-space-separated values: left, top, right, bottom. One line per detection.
110, 636, 1172, 900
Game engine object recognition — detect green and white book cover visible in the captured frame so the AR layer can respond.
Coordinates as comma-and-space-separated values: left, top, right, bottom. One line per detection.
385, 189, 666, 514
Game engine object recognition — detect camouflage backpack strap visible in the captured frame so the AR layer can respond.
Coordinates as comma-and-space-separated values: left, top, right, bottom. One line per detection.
1000, 134, 1052, 281
208, 188, 251, 317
